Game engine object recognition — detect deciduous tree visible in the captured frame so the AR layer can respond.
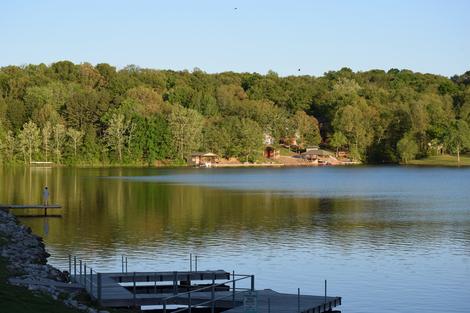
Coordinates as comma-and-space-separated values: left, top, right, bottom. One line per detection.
294, 111, 321, 147
397, 133, 419, 164
168, 106, 203, 160
330, 132, 348, 156
42, 121, 52, 162
52, 124, 66, 164
104, 113, 129, 162
67, 128, 84, 158
444, 119, 470, 164
18, 121, 41, 164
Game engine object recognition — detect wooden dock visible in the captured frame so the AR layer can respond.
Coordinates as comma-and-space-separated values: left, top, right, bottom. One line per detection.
224, 290, 341, 313
71, 264, 342, 313
0, 204, 62, 217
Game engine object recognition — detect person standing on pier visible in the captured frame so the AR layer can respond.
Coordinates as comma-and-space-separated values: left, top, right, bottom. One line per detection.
42, 186, 49, 206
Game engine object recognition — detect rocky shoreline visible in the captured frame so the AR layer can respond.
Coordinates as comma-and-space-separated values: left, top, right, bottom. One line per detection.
0, 209, 108, 313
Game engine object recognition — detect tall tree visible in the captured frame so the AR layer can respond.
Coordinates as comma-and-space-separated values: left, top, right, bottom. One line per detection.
104, 113, 129, 162
294, 111, 321, 147
444, 119, 470, 164
239, 118, 263, 162
125, 86, 168, 115
18, 121, 41, 164
397, 133, 419, 164
42, 121, 52, 162
168, 106, 204, 160
329, 132, 348, 156
0, 130, 16, 163
67, 128, 84, 158
65, 88, 110, 129
140, 115, 171, 163
0, 122, 9, 163
333, 104, 374, 160
52, 124, 66, 164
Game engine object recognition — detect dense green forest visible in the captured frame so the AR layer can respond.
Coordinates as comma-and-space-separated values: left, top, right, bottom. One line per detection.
0, 61, 469, 165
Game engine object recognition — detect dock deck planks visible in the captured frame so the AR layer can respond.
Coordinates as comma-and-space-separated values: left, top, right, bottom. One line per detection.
72, 270, 341, 312
0, 204, 62, 209
0, 204, 63, 217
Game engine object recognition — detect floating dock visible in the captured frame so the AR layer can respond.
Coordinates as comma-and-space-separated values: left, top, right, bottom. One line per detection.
0, 204, 62, 217
69, 256, 341, 313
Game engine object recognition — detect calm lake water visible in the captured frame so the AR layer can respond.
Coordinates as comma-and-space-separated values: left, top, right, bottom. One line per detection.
1, 166, 469, 313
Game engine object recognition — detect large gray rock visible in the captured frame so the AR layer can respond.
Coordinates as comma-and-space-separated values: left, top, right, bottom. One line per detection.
0, 210, 98, 312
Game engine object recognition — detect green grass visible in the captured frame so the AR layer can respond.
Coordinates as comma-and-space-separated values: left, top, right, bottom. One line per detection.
0, 255, 134, 313
407, 154, 470, 166
278, 146, 295, 156
0, 257, 83, 313
0, 232, 134, 313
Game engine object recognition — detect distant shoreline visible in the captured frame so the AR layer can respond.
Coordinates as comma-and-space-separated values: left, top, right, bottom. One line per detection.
5, 154, 470, 169
405, 155, 470, 167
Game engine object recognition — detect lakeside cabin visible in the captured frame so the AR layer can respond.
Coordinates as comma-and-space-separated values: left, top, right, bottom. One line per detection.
189, 152, 219, 167
264, 146, 280, 159
301, 148, 339, 165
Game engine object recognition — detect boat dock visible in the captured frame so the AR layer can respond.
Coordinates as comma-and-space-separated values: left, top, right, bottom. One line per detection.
69, 256, 342, 313
0, 204, 62, 217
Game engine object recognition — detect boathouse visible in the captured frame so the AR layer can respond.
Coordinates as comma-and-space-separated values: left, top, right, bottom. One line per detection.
264, 146, 280, 159
301, 149, 336, 164
189, 152, 219, 167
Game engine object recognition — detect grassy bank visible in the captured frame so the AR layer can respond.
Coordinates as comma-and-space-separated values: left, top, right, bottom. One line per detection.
407, 154, 470, 167
0, 220, 132, 313
0, 247, 132, 313
0, 256, 83, 313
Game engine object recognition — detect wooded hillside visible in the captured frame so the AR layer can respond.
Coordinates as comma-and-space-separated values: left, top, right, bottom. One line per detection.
0, 62, 469, 165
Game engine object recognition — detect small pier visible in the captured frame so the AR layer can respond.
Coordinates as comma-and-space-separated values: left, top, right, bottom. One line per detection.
0, 204, 62, 217
69, 256, 342, 313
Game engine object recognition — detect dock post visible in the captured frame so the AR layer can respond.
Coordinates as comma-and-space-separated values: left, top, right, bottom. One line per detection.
73, 256, 77, 281
68, 255, 71, 275
125, 257, 128, 273
188, 286, 192, 313
211, 281, 215, 313
163, 301, 167, 313
187, 273, 191, 292
173, 271, 177, 295
121, 255, 124, 273
189, 253, 192, 272
133, 272, 137, 306
90, 268, 93, 297
154, 272, 157, 294
232, 271, 236, 306
297, 288, 300, 313
250, 275, 255, 291
97, 273, 102, 302
84, 263, 87, 288
195, 255, 198, 272
324, 280, 327, 305
79, 260, 82, 284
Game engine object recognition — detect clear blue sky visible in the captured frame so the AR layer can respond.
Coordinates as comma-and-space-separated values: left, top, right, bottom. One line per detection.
1, 0, 469, 77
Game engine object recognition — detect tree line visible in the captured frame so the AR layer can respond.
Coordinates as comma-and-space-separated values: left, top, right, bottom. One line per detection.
0, 61, 469, 165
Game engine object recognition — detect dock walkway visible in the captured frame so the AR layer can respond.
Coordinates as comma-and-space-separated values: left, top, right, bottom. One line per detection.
0, 204, 62, 217
71, 265, 341, 313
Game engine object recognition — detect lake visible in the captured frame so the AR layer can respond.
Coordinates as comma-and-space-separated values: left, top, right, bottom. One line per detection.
1, 166, 469, 313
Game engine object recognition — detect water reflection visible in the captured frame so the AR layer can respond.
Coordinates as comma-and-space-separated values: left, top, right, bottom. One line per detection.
1, 166, 469, 313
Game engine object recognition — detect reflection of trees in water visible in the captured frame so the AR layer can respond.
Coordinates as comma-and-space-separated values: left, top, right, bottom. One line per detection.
0, 167, 467, 254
